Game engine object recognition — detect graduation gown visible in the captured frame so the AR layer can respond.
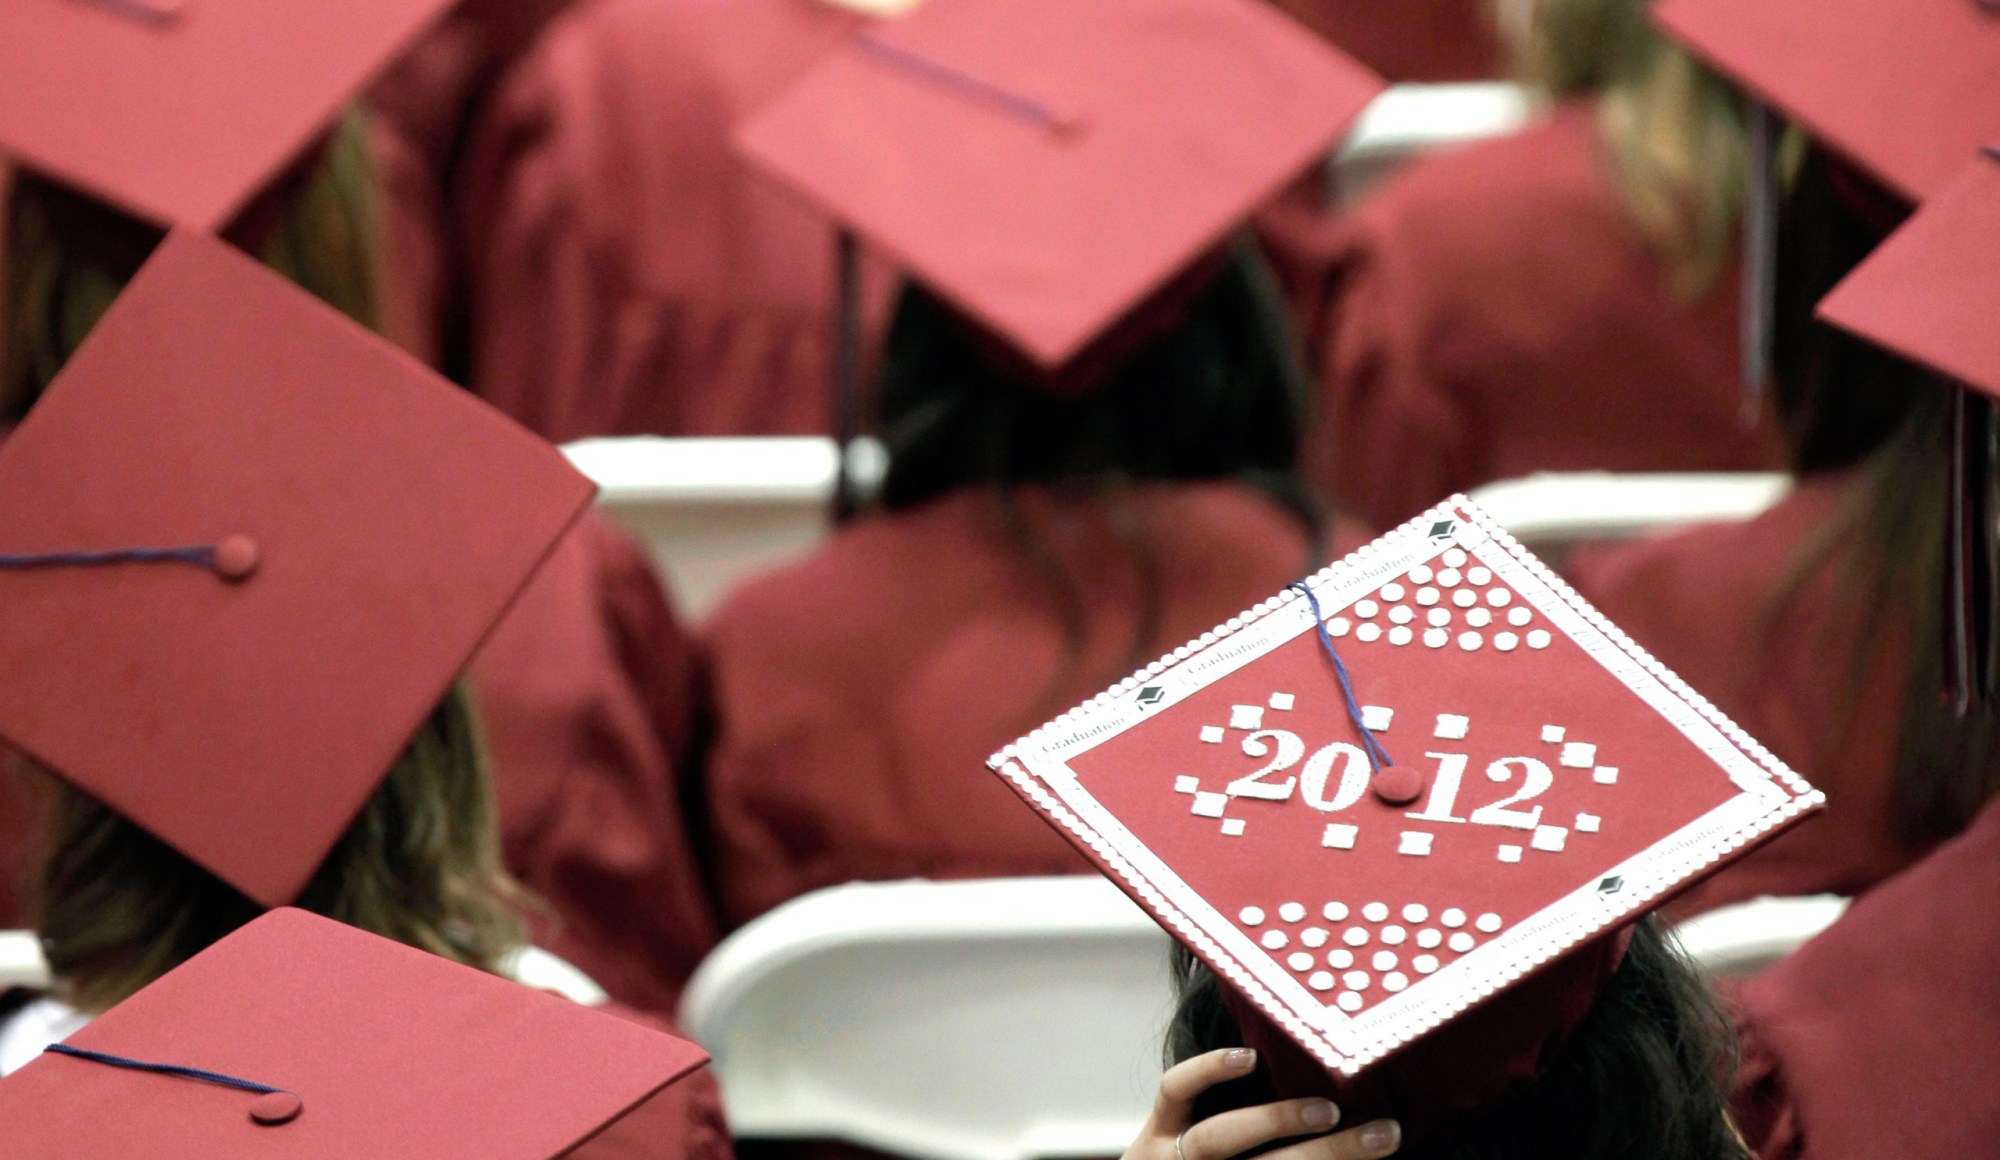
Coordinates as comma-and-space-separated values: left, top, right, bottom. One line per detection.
1266, 0, 1500, 82
0, 756, 30, 929
1260, 101, 1785, 529
456, 0, 885, 442
1561, 472, 1927, 915
1729, 793, 2000, 1160
699, 481, 1361, 929
469, 512, 720, 1016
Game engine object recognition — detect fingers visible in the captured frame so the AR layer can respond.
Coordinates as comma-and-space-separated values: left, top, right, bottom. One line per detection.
1259, 1119, 1402, 1160
1178, 1098, 1341, 1160
1151, 1048, 1259, 1129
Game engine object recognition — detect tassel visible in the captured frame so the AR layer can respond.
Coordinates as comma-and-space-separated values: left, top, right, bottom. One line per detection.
1944, 386, 1999, 715
830, 230, 862, 524
1740, 101, 1780, 424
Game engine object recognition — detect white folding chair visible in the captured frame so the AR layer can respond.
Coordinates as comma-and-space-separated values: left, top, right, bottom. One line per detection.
0, 930, 50, 991
1330, 82, 1533, 204
1670, 894, 1849, 978
679, 877, 1174, 1160
563, 437, 864, 619
1470, 472, 1792, 558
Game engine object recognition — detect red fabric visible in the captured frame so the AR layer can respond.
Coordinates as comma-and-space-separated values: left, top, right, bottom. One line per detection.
571, 1002, 735, 1160
1562, 472, 1928, 916
365, 0, 585, 369
458, 0, 885, 441
0, 753, 32, 929
1266, 0, 1500, 82
1728, 794, 2000, 1160
1260, 102, 1785, 530
471, 513, 720, 1016
700, 481, 1360, 929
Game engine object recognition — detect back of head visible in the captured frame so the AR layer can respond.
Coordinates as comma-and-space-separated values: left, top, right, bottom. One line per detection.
1508, 0, 1747, 297
874, 235, 1320, 536
1164, 918, 1748, 1160
2, 107, 379, 426
27, 686, 526, 1013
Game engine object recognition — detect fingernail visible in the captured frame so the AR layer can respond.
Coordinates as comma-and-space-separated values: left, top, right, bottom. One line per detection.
1301, 1100, 1337, 1130
1225, 1048, 1255, 1069
1358, 1120, 1401, 1155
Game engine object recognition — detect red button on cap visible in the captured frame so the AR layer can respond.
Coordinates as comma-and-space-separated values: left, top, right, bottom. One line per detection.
210, 535, 260, 582
248, 1091, 303, 1126
1371, 765, 1425, 806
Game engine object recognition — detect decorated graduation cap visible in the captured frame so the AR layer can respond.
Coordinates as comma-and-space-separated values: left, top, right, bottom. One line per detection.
0, 229, 595, 907
990, 500, 1821, 1117
734, 0, 1384, 512
1650, 0, 2000, 403
1818, 148, 2000, 712
0, 908, 710, 1156
0, 0, 454, 229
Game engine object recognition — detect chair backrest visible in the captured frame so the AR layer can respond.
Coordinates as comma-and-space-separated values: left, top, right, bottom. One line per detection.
1330, 82, 1531, 204
678, 877, 1174, 1160
1670, 894, 1850, 979
1469, 472, 1792, 558
563, 437, 851, 619
0, 930, 50, 991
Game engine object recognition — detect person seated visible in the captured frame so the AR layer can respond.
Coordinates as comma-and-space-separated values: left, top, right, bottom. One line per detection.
1562, 0, 2000, 916
0, 233, 725, 1160
0, 3, 720, 1008
989, 498, 1816, 1158
697, 0, 1383, 930
1260, 0, 1784, 529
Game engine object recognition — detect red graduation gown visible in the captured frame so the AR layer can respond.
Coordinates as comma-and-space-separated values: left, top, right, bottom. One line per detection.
699, 481, 1363, 929
470, 512, 720, 1016
1729, 794, 2000, 1160
0, 756, 31, 929
1560, 472, 1927, 916
1260, 102, 1785, 529
456, 0, 883, 442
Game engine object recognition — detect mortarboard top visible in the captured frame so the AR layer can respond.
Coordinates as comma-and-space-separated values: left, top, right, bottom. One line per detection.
1651, 0, 2000, 205
0, 908, 710, 1158
734, 0, 1385, 369
0, 0, 455, 230
1817, 149, 2000, 401
0, 229, 595, 908
991, 499, 1821, 1079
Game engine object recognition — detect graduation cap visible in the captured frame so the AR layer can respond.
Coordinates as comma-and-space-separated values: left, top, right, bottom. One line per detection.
1818, 148, 2000, 713
0, 0, 455, 229
1650, 0, 2000, 407
990, 499, 1821, 1109
0, 907, 710, 1157
734, 0, 1384, 513
0, 229, 595, 907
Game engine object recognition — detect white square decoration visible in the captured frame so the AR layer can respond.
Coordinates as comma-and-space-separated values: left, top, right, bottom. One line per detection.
1200, 725, 1226, 744
1530, 825, 1567, 853
1397, 832, 1434, 856
1322, 823, 1358, 850
1230, 705, 1264, 730
1559, 742, 1597, 769
1269, 692, 1295, 711
1433, 714, 1469, 740
1360, 705, 1393, 732
1191, 792, 1227, 818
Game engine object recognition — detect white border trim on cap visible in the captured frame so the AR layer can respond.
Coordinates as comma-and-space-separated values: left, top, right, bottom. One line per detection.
988, 497, 1823, 1075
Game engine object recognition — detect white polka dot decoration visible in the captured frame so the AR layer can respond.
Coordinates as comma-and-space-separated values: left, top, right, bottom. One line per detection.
1238, 897, 1509, 1013
1330, 553, 1538, 655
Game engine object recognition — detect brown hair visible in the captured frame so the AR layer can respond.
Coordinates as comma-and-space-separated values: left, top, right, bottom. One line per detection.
1505, 0, 1749, 297
2, 107, 380, 425
27, 686, 529, 1014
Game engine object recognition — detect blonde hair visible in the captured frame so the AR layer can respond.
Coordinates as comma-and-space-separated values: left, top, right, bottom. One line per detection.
29, 687, 529, 1014
1506, 0, 1747, 297
3, 108, 379, 423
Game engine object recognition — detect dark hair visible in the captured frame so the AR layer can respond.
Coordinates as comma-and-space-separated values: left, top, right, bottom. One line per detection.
874, 234, 1321, 534
1164, 918, 1749, 1160
1760, 143, 2000, 848
868, 234, 1325, 702
28, 687, 528, 1014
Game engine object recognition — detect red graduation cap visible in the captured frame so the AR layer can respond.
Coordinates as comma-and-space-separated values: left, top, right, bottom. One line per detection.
1651, 0, 2000, 206
734, 0, 1385, 369
990, 499, 1821, 1081
0, 908, 710, 1157
1818, 149, 2000, 402
0, 229, 595, 907
0, 0, 454, 229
